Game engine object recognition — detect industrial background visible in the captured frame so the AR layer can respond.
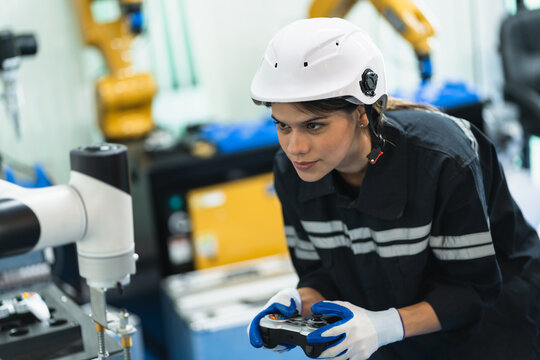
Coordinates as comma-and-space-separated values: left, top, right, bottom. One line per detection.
0, 0, 539, 359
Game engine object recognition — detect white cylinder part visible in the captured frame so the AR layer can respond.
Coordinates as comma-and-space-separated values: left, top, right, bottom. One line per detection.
0, 179, 22, 196
69, 171, 134, 258
10, 184, 87, 250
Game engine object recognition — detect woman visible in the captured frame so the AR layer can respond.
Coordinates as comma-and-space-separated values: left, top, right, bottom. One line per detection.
247, 17, 540, 359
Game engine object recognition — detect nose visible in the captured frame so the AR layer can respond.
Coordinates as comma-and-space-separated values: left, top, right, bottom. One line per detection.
286, 130, 309, 156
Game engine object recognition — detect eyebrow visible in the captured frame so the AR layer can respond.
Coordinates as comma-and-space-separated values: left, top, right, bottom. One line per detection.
271, 114, 327, 125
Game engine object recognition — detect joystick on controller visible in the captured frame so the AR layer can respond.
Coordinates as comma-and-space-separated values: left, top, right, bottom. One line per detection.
259, 313, 341, 358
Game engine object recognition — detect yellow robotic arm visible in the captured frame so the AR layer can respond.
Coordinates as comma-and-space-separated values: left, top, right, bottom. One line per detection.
74, 0, 156, 140
309, 0, 435, 81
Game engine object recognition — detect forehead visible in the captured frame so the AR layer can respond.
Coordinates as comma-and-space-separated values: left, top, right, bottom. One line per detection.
272, 103, 306, 116
271, 103, 324, 122
271, 102, 351, 124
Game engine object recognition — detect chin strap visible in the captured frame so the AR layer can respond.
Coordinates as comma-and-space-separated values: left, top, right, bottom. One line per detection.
364, 104, 385, 165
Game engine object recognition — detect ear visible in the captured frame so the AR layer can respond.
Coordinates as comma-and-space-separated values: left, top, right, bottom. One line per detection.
353, 105, 368, 127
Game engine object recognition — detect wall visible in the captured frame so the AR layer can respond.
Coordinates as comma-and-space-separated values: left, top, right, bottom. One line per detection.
0, 1, 103, 184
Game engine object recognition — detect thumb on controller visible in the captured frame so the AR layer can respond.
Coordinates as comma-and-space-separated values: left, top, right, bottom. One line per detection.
247, 288, 301, 348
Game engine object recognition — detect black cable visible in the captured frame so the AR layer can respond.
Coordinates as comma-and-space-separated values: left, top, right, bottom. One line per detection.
364, 104, 386, 164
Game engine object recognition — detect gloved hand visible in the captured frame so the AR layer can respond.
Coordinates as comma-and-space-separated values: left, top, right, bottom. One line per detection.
247, 288, 302, 352
307, 301, 404, 360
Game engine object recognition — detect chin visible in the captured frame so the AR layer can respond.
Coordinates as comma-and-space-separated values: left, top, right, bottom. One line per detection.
295, 169, 326, 183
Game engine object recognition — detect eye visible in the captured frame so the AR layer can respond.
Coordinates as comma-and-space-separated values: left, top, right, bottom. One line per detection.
273, 119, 290, 131
306, 122, 324, 131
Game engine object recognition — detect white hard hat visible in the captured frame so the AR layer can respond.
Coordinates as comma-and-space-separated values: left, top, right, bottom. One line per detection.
251, 17, 387, 106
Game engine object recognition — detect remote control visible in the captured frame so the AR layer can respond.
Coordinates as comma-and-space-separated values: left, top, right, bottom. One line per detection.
259, 313, 341, 358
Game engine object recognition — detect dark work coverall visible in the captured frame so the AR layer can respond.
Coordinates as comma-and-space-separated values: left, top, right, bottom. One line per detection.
274, 109, 540, 359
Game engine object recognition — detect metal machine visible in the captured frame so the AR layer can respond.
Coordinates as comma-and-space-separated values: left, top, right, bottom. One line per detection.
0, 30, 38, 138
73, 0, 156, 141
309, 0, 436, 82
0, 143, 137, 359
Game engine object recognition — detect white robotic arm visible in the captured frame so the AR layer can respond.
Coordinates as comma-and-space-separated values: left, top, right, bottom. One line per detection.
0, 181, 86, 258
0, 143, 136, 358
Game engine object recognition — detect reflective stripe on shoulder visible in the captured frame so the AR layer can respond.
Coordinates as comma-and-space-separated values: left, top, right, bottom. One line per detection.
429, 232, 495, 260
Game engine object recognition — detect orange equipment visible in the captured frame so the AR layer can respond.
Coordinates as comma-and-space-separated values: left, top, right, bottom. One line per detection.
309, 0, 436, 81
74, 0, 156, 140
187, 173, 289, 270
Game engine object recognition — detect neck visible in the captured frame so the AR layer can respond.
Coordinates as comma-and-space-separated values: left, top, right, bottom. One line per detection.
338, 164, 368, 187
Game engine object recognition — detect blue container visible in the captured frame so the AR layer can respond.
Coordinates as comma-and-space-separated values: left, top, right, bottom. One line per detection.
393, 80, 481, 109
198, 116, 279, 154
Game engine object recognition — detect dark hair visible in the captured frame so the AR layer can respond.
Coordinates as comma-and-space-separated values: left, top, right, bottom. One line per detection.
292, 96, 438, 117
260, 96, 438, 117
293, 97, 359, 116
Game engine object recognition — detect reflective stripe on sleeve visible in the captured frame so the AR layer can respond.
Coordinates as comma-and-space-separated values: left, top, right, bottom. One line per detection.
369, 223, 432, 243
309, 235, 351, 249
429, 232, 492, 248
293, 248, 320, 260
284, 225, 320, 260
429, 232, 495, 260
299, 220, 432, 257
352, 238, 430, 257
302, 220, 431, 243
431, 243, 495, 260
301, 220, 345, 234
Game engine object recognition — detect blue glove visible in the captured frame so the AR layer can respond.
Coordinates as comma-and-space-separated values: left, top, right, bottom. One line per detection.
307, 301, 404, 360
247, 288, 302, 352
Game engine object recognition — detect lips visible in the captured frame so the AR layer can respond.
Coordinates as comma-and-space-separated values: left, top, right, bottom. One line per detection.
292, 160, 317, 170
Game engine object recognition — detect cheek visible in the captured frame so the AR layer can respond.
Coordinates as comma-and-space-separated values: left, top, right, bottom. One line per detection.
319, 133, 352, 158
277, 132, 287, 149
